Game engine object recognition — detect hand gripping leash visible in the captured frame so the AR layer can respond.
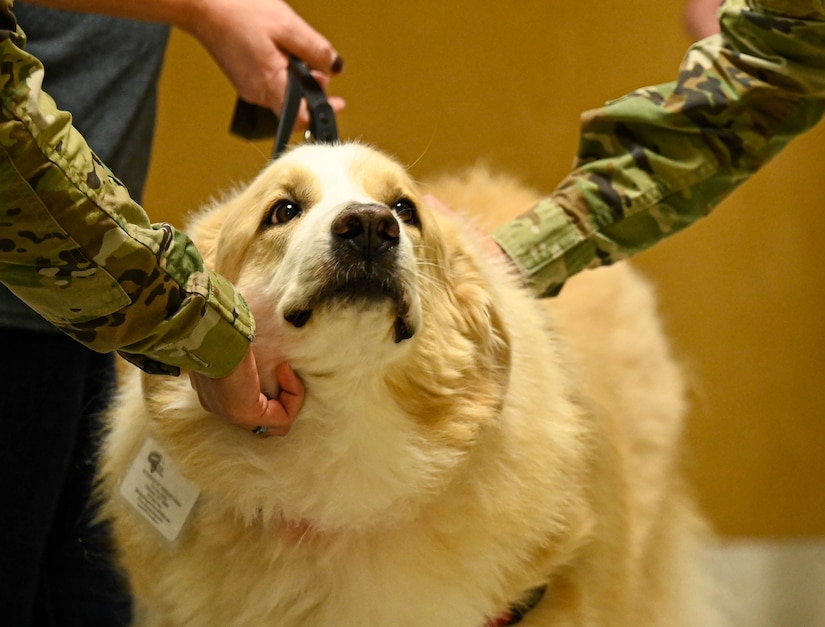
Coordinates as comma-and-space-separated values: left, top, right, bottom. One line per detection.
229, 56, 339, 159
272, 57, 339, 158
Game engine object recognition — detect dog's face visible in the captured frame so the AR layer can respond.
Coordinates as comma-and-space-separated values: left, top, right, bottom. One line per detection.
175, 143, 511, 530
193, 144, 434, 380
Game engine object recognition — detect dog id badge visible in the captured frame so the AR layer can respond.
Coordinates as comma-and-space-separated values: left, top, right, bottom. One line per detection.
119, 437, 200, 543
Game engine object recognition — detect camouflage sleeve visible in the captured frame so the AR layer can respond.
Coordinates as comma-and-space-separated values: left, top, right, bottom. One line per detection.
492, 0, 825, 297
0, 4, 253, 377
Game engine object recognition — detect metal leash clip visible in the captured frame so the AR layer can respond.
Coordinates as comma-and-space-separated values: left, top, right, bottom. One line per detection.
229, 56, 339, 159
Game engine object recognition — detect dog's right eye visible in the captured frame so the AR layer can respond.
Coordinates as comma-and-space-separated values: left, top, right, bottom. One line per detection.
392, 198, 420, 227
268, 200, 303, 225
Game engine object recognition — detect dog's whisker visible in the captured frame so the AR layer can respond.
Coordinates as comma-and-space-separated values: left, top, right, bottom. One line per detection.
415, 272, 448, 293
406, 140, 432, 171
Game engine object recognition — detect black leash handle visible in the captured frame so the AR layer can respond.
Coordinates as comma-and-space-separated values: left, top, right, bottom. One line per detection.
229, 57, 339, 158
272, 57, 339, 158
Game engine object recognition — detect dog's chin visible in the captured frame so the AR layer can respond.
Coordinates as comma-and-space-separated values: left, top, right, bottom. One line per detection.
284, 279, 416, 344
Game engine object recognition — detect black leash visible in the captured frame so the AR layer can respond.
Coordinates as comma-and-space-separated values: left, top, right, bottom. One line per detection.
229, 56, 339, 159
272, 57, 338, 157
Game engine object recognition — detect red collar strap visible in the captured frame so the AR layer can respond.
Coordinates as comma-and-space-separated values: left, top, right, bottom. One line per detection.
485, 584, 547, 626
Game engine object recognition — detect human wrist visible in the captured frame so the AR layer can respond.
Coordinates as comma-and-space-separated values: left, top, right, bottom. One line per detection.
19, 0, 203, 27
165, 0, 213, 35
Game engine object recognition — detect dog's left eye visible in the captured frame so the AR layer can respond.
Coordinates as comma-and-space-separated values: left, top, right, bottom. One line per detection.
268, 200, 303, 225
392, 198, 419, 227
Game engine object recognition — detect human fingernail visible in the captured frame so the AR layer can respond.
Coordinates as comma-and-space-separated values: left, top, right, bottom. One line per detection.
331, 54, 344, 74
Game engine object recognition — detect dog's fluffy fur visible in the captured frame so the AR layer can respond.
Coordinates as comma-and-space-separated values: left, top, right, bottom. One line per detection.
99, 143, 715, 626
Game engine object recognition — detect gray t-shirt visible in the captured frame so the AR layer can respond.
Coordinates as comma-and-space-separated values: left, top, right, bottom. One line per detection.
0, 4, 170, 332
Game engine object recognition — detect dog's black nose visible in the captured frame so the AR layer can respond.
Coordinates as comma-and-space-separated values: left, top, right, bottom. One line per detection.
331, 204, 400, 260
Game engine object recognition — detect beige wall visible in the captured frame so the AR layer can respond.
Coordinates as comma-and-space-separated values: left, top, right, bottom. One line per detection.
144, 1, 825, 537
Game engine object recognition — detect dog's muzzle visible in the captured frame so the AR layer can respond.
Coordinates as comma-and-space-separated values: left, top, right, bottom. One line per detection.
283, 204, 416, 343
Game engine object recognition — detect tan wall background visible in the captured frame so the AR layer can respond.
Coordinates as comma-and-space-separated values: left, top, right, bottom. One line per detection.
144, 0, 825, 538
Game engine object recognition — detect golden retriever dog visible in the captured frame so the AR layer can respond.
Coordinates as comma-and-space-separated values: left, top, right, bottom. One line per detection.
98, 143, 716, 626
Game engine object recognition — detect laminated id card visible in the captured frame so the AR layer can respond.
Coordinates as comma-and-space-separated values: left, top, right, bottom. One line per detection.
119, 437, 200, 543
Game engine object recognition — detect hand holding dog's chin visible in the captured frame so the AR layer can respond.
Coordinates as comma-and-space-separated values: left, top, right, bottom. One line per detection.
188, 350, 304, 436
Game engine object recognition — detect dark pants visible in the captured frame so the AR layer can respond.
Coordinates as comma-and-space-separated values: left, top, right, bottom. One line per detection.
0, 329, 132, 626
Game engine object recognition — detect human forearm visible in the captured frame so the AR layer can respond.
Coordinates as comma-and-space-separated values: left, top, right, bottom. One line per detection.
20, 0, 203, 30
21, 0, 343, 117
494, 0, 825, 297
0, 9, 252, 377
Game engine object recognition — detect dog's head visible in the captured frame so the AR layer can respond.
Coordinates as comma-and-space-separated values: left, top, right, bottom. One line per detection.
192, 143, 506, 377
178, 143, 513, 529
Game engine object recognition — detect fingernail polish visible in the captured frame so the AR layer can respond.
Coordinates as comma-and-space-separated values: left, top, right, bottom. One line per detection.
331, 55, 344, 74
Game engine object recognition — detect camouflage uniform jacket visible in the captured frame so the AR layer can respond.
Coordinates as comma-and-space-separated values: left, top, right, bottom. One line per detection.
493, 0, 825, 297
0, 1, 251, 377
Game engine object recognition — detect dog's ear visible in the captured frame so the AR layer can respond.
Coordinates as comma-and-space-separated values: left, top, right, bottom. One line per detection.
444, 231, 512, 386
186, 203, 227, 270
186, 192, 257, 283
393, 204, 511, 442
